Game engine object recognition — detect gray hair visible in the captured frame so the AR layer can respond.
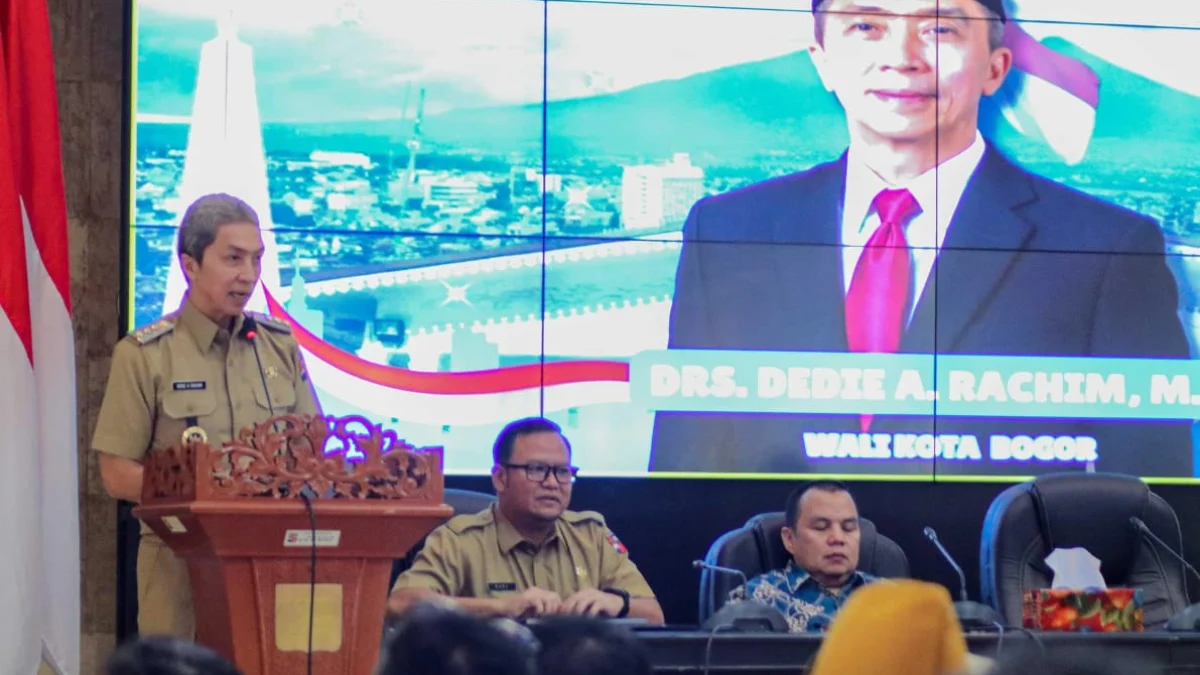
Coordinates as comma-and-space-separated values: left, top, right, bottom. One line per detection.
176, 193, 260, 263
813, 0, 1006, 51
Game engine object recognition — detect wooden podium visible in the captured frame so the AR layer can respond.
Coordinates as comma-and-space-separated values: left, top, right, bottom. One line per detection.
134, 414, 453, 675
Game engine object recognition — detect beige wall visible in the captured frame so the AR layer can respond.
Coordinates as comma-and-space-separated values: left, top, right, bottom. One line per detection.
51, 0, 127, 672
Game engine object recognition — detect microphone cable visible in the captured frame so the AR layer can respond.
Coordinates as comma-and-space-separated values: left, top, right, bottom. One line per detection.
241, 317, 280, 434
245, 314, 314, 675
701, 621, 727, 675
299, 487, 317, 675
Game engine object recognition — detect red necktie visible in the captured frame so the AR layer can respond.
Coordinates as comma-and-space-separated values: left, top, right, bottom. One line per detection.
845, 188, 921, 431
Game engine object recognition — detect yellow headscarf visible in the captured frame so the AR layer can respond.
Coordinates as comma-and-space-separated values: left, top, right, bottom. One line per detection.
810, 580, 989, 675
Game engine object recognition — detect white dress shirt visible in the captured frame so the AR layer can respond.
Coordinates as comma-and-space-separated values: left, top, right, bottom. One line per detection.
841, 132, 988, 320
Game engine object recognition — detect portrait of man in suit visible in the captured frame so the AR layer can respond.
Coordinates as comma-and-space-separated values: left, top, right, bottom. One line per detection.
649, 0, 1193, 477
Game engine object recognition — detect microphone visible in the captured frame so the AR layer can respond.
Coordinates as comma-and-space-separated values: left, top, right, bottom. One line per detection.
1130, 517, 1200, 586
239, 316, 258, 341
692, 560, 787, 633
692, 559, 749, 591
240, 316, 275, 418
1129, 516, 1200, 631
924, 527, 968, 603
923, 526, 1004, 631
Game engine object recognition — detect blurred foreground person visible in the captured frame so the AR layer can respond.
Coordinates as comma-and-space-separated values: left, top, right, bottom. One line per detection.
528, 616, 652, 675
106, 636, 240, 675
810, 579, 992, 675
377, 601, 534, 675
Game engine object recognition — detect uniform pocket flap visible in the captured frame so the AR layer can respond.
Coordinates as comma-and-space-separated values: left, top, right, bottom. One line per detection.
254, 379, 297, 411
162, 388, 217, 420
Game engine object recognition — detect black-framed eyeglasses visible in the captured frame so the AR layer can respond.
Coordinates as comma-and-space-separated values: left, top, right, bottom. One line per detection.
503, 462, 579, 483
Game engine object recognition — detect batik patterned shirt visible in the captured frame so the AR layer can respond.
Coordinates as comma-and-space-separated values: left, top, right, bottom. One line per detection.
728, 561, 879, 633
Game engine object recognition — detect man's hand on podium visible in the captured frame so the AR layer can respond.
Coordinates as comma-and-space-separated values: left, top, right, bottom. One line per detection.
97, 454, 145, 503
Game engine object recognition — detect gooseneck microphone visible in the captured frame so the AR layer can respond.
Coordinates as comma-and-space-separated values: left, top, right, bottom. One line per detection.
240, 316, 276, 418
1130, 517, 1200, 587
691, 560, 788, 635
924, 526, 968, 603
923, 526, 1004, 631
1129, 516, 1200, 632
692, 559, 750, 591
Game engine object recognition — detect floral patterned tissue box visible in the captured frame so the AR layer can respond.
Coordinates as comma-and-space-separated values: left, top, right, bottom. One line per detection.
1022, 588, 1143, 632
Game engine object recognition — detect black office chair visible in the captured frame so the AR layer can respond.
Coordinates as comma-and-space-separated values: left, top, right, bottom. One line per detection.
698, 512, 910, 624
388, 488, 498, 589
980, 472, 1190, 628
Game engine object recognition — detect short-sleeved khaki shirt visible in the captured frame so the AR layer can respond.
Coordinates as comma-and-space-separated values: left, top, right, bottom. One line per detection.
393, 505, 655, 599
91, 299, 322, 465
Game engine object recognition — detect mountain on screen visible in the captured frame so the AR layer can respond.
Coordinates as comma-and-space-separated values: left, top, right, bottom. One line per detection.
255, 50, 849, 163
272, 41, 1198, 164
420, 50, 848, 163
414, 39, 1199, 162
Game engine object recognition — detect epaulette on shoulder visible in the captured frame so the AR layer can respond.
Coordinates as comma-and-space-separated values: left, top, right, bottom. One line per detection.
247, 311, 292, 334
127, 316, 177, 345
446, 509, 494, 535
561, 509, 606, 527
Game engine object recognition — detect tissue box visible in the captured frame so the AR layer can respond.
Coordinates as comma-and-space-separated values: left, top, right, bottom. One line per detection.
1022, 588, 1143, 632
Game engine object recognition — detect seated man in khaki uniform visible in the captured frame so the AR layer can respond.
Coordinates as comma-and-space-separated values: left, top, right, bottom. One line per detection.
91, 193, 321, 638
388, 417, 665, 623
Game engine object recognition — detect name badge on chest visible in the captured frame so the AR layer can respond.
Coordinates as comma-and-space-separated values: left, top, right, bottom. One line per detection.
488, 582, 517, 593
172, 380, 207, 391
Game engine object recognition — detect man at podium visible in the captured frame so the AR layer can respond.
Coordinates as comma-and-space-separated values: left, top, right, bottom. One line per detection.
91, 193, 321, 638
388, 417, 665, 624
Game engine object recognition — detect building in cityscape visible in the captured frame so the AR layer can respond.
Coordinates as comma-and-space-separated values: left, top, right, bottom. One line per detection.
620, 153, 704, 231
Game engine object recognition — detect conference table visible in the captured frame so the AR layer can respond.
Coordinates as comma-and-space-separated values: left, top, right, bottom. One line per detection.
636, 629, 1200, 673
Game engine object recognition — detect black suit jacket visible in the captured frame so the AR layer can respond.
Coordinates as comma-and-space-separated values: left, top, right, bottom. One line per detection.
649, 147, 1193, 477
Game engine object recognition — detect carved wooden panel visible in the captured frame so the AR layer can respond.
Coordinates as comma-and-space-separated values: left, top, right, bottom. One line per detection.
140, 415, 445, 504
197, 414, 441, 501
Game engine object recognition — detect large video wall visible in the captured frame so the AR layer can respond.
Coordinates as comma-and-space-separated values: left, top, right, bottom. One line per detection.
127, 0, 1200, 479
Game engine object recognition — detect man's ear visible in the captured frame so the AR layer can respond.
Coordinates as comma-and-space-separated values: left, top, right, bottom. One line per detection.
982, 45, 1014, 96
781, 525, 797, 557
491, 465, 505, 495
180, 253, 200, 283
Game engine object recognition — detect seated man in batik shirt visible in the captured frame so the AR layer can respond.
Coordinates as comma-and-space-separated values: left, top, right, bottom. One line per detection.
728, 481, 879, 632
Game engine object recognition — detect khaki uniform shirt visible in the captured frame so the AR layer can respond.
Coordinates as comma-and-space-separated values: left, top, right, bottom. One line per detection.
92, 299, 321, 467
392, 505, 655, 599
91, 298, 321, 637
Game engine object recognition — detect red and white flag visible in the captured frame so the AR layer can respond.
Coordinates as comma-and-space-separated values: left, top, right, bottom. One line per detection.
0, 0, 80, 674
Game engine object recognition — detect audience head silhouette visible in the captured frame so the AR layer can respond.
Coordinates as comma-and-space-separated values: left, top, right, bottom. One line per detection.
528, 616, 652, 675
106, 636, 241, 675
378, 602, 535, 675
